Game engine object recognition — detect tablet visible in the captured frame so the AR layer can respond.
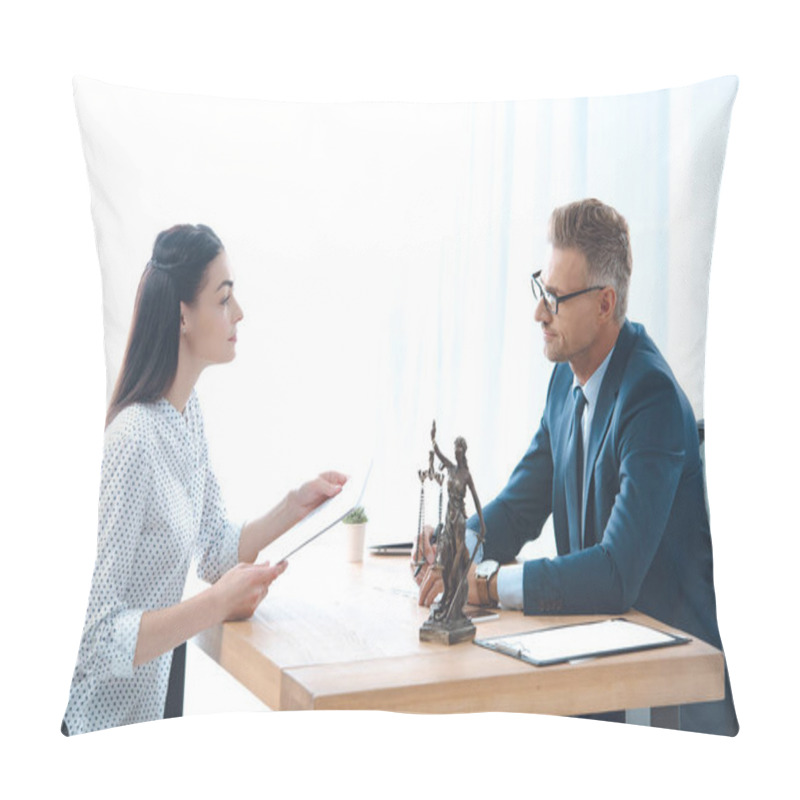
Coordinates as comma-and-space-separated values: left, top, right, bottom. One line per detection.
266, 463, 371, 563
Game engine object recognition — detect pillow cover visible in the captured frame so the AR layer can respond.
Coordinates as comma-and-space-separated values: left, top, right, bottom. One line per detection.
71, 75, 738, 733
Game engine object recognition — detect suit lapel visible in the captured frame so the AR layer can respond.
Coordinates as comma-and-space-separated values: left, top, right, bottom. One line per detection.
581, 320, 637, 543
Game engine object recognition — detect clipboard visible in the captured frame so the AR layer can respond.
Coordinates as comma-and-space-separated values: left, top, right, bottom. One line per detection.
265, 462, 371, 563
474, 617, 690, 667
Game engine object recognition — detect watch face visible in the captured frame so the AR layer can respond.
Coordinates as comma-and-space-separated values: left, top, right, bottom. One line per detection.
477, 560, 499, 579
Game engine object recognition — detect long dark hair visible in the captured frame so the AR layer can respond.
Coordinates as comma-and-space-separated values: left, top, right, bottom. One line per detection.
106, 224, 224, 427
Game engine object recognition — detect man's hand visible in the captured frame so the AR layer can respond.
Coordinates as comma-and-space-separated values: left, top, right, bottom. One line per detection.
418, 565, 444, 607
411, 524, 437, 574
411, 525, 442, 606
466, 563, 480, 606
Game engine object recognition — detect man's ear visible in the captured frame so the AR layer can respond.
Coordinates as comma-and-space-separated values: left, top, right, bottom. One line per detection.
599, 286, 617, 321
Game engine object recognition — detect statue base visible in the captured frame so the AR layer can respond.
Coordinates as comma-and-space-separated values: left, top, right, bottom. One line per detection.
419, 615, 476, 645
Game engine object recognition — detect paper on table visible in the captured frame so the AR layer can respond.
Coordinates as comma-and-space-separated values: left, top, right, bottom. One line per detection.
475, 618, 689, 666
263, 462, 371, 563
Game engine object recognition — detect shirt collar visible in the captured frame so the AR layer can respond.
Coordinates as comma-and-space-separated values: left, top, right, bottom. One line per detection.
572, 345, 615, 410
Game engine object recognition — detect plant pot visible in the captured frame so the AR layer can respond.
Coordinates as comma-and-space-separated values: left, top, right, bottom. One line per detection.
342, 522, 366, 562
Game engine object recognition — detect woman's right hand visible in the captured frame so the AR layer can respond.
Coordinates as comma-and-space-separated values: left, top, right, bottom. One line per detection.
214, 560, 288, 621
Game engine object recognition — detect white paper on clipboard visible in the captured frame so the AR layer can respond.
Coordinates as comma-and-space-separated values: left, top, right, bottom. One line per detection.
475, 618, 688, 666
264, 462, 371, 563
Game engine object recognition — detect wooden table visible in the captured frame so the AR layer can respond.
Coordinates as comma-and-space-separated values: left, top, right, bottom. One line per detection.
192, 543, 724, 717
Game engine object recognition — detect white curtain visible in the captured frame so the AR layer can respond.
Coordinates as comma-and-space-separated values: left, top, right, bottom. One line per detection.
75, 77, 736, 548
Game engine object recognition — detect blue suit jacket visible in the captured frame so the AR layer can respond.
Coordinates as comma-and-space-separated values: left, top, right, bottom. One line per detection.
471, 320, 737, 735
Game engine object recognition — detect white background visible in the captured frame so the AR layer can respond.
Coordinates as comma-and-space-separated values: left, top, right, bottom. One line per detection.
1, 1, 796, 797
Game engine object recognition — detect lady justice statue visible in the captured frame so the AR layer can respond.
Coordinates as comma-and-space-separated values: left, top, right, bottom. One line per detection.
418, 420, 486, 644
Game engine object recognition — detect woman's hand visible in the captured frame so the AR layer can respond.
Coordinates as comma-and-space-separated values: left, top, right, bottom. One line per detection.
134, 560, 286, 667
214, 560, 288, 621
238, 471, 348, 564
292, 471, 348, 521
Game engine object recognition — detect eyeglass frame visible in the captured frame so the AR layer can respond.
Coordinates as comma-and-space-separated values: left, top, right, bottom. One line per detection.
530, 270, 606, 315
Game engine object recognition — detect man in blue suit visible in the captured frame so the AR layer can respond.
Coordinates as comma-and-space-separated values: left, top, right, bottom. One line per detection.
415, 198, 737, 735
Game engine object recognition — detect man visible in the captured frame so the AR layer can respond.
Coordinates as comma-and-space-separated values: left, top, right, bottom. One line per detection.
414, 198, 737, 736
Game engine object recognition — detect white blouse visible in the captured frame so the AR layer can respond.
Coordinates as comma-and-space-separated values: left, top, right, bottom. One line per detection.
63, 392, 242, 735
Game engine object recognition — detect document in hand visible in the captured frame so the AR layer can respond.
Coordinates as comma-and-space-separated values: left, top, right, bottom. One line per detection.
475, 618, 689, 666
265, 463, 371, 563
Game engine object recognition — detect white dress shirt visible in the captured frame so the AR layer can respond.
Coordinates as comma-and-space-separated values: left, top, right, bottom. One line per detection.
468, 345, 615, 610
63, 392, 241, 735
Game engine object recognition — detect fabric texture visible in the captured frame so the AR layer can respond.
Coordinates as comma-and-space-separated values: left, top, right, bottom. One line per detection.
63, 392, 241, 735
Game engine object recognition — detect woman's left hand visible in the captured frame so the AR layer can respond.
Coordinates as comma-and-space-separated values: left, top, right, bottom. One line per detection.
239, 471, 349, 563
293, 471, 348, 520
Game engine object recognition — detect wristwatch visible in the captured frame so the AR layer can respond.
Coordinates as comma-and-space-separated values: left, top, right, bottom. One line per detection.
475, 559, 500, 607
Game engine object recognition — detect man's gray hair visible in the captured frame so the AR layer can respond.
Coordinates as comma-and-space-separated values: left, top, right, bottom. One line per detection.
548, 198, 632, 322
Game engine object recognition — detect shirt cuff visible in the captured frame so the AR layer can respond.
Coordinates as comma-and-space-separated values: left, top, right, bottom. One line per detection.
497, 564, 524, 610
222, 520, 244, 572
111, 608, 144, 679
465, 526, 483, 562
197, 520, 244, 584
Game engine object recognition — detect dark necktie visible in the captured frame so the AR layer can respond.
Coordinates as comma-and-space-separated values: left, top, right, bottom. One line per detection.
566, 385, 587, 552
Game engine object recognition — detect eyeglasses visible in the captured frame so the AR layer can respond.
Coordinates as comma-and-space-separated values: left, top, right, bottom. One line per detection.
530, 270, 605, 315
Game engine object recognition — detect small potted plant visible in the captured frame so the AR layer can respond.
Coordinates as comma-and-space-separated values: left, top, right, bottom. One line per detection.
342, 505, 368, 562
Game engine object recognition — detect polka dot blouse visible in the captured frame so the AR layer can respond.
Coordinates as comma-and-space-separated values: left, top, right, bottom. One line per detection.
63, 392, 242, 735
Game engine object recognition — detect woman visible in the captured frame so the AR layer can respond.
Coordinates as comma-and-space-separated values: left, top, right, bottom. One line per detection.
62, 224, 346, 735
